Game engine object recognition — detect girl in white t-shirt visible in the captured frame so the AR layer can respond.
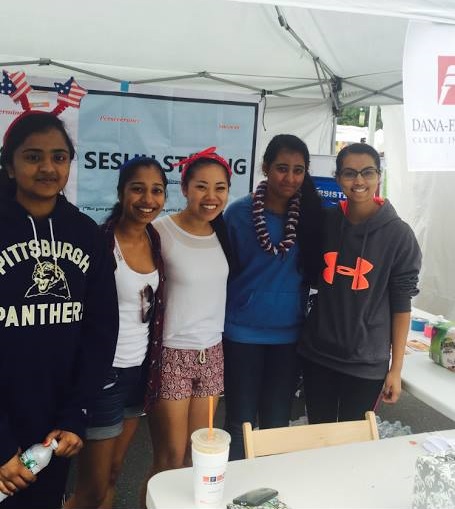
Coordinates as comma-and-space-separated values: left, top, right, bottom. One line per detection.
67, 157, 167, 509
148, 148, 232, 476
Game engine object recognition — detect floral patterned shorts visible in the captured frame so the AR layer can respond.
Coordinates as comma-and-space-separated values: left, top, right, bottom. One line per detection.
159, 342, 224, 400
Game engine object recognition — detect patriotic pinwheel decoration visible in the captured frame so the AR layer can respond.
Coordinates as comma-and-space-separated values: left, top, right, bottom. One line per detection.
52, 77, 87, 115
0, 70, 32, 110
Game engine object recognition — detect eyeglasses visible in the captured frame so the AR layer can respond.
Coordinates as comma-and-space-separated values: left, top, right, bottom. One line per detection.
339, 168, 379, 180
140, 284, 155, 323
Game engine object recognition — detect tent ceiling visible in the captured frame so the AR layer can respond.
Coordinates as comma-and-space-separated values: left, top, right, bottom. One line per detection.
1, 0, 453, 107
225, 0, 455, 24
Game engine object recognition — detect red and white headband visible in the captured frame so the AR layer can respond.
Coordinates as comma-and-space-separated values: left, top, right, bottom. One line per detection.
173, 146, 232, 180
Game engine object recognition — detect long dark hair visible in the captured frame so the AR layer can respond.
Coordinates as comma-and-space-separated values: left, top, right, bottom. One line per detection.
181, 156, 234, 272
104, 156, 168, 226
0, 111, 75, 194
263, 134, 323, 286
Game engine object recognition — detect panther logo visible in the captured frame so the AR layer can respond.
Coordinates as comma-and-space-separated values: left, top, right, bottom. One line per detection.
25, 261, 71, 300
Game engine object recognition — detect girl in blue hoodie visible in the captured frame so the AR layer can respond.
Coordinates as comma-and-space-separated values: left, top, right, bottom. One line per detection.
0, 112, 118, 508
298, 143, 422, 424
223, 134, 322, 460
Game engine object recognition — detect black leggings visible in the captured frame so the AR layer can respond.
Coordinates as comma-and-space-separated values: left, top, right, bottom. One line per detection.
223, 340, 298, 460
301, 357, 385, 424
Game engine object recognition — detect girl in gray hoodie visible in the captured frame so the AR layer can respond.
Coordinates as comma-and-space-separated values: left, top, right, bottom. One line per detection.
298, 143, 422, 423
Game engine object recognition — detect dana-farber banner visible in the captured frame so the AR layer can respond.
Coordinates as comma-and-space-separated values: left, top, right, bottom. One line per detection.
403, 21, 455, 172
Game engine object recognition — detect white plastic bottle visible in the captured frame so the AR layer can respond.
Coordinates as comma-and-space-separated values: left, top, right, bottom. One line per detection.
0, 439, 58, 502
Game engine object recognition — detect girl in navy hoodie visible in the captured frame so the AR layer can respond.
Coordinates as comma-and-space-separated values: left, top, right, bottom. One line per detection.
0, 111, 118, 508
298, 143, 422, 423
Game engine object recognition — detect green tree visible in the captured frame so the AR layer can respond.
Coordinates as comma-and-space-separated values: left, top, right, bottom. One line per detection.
337, 106, 382, 130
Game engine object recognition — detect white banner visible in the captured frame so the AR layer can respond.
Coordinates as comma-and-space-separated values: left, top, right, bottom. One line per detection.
1, 78, 260, 223
403, 21, 455, 172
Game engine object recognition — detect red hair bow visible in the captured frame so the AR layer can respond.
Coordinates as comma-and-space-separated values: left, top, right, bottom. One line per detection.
173, 146, 232, 180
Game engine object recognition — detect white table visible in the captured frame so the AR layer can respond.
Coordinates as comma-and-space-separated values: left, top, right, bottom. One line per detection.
401, 308, 455, 421
402, 351, 455, 421
146, 429, 455, 509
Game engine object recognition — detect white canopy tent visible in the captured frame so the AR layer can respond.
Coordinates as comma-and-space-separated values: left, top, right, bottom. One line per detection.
1, 0, 455, 317
2, 0, 452, 153
2, 0, 454, 100
0, 0, 416, 104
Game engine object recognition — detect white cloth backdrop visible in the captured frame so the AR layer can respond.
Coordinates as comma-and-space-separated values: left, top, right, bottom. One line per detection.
382, 105, 455, 320
255, 97, 333, 184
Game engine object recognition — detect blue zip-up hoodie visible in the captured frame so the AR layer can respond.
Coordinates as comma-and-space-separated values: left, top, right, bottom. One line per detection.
224, 195, 309, 344
0, 193, 119, 465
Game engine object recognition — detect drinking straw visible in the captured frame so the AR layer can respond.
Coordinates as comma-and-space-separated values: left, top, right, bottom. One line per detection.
208, 395, 214, 439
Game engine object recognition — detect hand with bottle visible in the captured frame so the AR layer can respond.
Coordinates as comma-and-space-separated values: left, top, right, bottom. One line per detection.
0, 453, 35, 498
44, 429, 83, 458
0, 430, 82, 502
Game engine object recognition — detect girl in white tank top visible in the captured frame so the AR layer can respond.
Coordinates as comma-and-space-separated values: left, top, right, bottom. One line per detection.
68, 158, 167, 509
147, 148, 232, 482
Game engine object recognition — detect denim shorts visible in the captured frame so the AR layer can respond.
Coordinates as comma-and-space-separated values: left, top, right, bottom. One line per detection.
86, 365, 146, 440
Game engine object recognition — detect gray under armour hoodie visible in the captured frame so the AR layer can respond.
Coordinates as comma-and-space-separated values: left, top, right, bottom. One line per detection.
298, 199, 422, 379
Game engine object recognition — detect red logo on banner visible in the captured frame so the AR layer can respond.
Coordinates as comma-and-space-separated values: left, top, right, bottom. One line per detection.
438, 56, 455, 105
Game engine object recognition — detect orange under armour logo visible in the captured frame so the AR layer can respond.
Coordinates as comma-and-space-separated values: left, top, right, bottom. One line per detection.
323, 251, 373, 290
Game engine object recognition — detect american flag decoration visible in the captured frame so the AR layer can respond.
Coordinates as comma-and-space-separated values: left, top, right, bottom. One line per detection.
0, 70, 32, 110
52, 77, 87, 115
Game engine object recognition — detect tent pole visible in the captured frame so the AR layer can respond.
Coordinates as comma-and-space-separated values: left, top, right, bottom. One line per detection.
48, 60, 124, 83
131, 72, 204, 85
0, 58, 124, 83
368, 106, 378, 146
319, 66, 341, 113
273, 80, 325, 93
274, 6, 340, 110
202, 73, 275, 94
314, 60, 327, 99
330, 114, 338, 155
0, 59, 42, 66
342, 79, 402, 103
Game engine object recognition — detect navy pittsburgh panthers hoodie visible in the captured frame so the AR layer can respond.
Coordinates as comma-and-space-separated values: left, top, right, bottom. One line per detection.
298, 199, 422, 379
0, 193, 119, 465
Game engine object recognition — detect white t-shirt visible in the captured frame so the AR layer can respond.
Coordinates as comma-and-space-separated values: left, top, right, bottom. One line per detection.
153, 215, 229, 350
113, 236, 159, 368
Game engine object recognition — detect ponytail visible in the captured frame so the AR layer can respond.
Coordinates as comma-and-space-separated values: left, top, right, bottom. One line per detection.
210, 213, 237, 274
103, 202, 123, 227
298, 175, 323, 286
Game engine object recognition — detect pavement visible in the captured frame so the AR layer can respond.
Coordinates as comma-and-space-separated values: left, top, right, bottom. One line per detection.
67, 389, 455, 509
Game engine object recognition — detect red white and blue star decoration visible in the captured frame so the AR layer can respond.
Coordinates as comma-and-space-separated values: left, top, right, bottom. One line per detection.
1, 70, 88, 117
0, 70, 32, 110
52, 77, 87, 115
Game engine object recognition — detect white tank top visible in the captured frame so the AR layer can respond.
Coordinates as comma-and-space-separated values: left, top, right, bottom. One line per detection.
113, 236, 159, 368
153, 215, 229, 350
